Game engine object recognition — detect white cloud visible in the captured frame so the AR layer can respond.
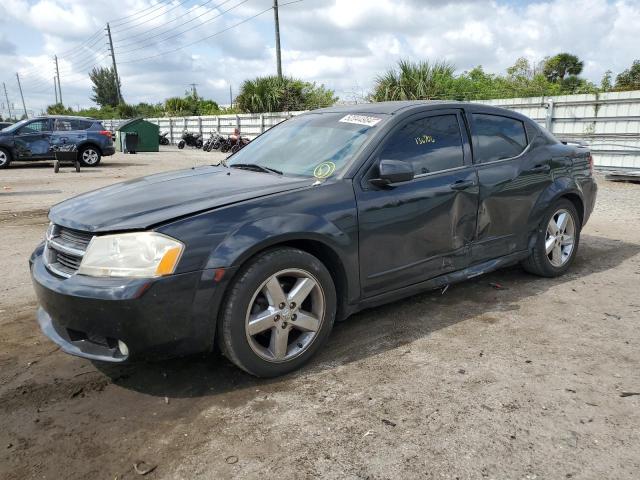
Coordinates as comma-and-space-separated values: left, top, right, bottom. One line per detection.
0, 0, 638, 113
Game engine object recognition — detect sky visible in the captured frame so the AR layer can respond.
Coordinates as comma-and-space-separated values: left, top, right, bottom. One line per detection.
0, 0, 639, 116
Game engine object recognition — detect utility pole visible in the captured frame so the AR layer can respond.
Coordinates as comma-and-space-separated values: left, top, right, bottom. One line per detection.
273, 0, 282, 78
54, 76, 58, 104
16, 73, 28, 118
229, 84, 233, 108
189, 83, 198, 98
106, 23, 123, 104
3, 83, 13, 120
54, 55, 62, 105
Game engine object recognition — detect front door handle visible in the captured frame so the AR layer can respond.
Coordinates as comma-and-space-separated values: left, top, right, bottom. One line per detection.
450, 179, 476, 190
530, 164, 551, 173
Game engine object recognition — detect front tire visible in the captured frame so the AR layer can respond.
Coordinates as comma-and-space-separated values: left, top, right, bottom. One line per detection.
521, 198, 581, 277
79, 146, 101, 167
178, 140, 186, 149
218, 248, 337, 377
0, 148, 12, 169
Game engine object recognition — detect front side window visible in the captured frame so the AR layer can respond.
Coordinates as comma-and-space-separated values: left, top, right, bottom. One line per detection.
18, 120, 50, 135
473, 114, 527, 163
228, 112, 387, 178
378, 114, 465, 175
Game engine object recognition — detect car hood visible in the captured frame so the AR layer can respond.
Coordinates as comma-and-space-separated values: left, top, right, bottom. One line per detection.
49, 166, 312, 232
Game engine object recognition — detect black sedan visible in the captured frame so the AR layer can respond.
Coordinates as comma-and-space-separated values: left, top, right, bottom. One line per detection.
30, 101, 597, 377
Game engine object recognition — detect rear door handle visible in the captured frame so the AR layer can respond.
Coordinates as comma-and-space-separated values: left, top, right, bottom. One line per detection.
530, 164, 551, 173
450, 179, 476, 190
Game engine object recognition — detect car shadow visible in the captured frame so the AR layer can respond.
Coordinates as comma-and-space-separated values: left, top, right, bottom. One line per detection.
94, 234, 639, 403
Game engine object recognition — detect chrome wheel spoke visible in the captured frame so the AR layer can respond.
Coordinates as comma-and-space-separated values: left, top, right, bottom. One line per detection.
288, 277, 316, 307
552, 244, 562, 264
247, 309, 277, 335
293, 311, 320, 332
545, 236, 556, 254
561, 234, 574, 246
547, 219, 559, 236
269, 325, 289, 360
263, 276, 287, 307
556, 212, 569, 233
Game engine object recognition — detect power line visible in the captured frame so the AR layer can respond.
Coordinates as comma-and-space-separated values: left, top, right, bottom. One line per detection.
119, 4, 272, 64
110, 0, 191, 28
112, 0, 195, 34
113, 0, 226, 48
115, 0, 246, 56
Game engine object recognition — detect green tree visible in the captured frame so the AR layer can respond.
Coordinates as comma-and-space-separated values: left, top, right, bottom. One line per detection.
614, 60, 640, 91
600, 70, 613, 91
89, 66, 121, 108
370, 59, 456, 101
543, 53, 584, 83
236, 76, 337, 113
46, 103, 74, 115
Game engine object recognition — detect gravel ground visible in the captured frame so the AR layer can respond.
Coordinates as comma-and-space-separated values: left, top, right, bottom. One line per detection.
1, 150, 639, 480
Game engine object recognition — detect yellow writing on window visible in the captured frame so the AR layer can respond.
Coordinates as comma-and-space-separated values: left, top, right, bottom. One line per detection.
415, 135, 435, 145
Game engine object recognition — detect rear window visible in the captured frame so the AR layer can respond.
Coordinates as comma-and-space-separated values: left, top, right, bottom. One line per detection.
472, 114, 528, 163
54, 119, 94, 131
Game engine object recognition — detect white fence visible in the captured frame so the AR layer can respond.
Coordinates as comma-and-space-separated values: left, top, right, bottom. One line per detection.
102, 111, 305, 146
476, 91, 640, 170
103, 90, 640, 170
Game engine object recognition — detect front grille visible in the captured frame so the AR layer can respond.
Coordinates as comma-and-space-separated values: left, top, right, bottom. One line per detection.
44, 224, 94, 278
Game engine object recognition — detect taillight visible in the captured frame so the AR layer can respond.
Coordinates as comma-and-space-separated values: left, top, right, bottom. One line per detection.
587, 153, 594, 175
98, 130, 112, 139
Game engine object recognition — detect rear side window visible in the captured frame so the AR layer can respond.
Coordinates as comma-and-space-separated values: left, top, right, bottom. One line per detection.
379, 114, 464, 175
472, 114, 527, 163
55, 119, 93, 131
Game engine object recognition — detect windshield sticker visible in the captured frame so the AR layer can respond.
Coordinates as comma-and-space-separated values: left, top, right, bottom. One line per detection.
339, 114, 382, 127
415, 135, 435, 145
313, 161, 336, 179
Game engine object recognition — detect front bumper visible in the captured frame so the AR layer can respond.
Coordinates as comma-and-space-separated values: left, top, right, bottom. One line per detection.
30, 245, 232, 362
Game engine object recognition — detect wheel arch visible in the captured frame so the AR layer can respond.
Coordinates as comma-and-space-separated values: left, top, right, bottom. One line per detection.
528, 177, 585, 232
77, 141, 102, 155
218, 235, 352, 323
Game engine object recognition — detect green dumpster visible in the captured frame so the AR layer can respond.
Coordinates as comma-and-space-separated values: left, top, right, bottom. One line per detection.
115, 118, 159, 152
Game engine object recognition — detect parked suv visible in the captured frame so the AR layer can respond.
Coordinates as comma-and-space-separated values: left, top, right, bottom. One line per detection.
0, 116, 115, 168
30, 102, 597, 377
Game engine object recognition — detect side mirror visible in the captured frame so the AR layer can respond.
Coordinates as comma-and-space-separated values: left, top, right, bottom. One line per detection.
370, 159, 414, 186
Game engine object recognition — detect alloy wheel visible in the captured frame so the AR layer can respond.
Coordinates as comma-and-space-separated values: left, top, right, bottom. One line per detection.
245, 268, 325, 363
546, 208, 576, 267
0, 150, 7, 166
82, 149, 99, 165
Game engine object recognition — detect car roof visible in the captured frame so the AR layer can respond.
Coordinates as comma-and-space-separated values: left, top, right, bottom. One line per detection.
34, 115, 97, 121
312, 100, 531, 121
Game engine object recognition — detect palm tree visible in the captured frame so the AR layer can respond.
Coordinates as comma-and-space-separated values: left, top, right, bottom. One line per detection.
371, 60, 456, 101
236, 76, 337, 113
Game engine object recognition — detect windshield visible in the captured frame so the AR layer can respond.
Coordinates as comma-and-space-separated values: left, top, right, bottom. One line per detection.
227, 112, 387, 179
2, 118, 30, 133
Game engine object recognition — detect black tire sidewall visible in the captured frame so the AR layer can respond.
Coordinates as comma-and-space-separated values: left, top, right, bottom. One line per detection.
220, 248, 337, 377
0, 147, 11, 168
534, 199, 581, 276
79, 147, 101, 167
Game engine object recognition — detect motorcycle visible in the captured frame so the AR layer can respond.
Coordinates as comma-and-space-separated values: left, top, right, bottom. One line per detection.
203, 130, 225, 152
230, 135, 250, 153
177, 130, 203, 149
159, 131, 170, 145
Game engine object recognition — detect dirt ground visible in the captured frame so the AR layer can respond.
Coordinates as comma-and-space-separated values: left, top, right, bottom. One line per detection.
1, 150, 639, 480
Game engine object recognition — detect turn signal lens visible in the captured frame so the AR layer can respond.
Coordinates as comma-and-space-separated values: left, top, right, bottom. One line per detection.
155, 246, 182, 276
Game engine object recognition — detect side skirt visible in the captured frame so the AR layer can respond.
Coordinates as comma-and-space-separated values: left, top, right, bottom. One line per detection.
345, 250, 529, 317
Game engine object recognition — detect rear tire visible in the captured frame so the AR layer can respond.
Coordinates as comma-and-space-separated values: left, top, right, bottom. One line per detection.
521, 198, 581, 277
79, 146, 101, 167
178, 140, 185, 149
218, 248, 336, 377
0, 147, 11, 169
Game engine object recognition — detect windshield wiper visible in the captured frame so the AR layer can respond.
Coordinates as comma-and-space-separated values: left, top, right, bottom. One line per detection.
230, 163, 283, 175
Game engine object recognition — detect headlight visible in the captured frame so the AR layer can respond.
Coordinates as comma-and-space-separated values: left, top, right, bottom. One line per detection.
77, 232, 184, 278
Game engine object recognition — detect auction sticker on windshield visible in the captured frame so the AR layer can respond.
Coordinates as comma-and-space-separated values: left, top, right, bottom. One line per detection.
339, 114, 382, 127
